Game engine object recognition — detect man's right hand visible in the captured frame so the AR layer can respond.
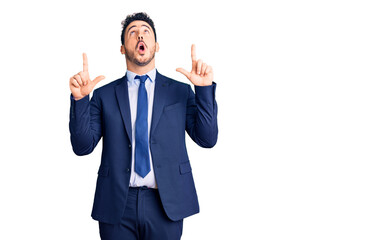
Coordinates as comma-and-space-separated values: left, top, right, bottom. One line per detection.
69, 53, 105, 100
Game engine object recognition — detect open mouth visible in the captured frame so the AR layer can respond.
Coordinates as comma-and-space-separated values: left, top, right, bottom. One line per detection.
137, 42, 146, 54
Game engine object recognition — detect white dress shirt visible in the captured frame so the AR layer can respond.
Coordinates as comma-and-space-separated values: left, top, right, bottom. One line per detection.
126, 68, 157, 188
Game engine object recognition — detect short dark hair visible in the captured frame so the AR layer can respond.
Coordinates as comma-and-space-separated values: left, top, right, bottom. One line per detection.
121, 12, 157, 45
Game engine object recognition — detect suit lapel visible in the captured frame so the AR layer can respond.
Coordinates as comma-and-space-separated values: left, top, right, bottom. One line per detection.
150, 71, 169, 137
115, 74, 132, 141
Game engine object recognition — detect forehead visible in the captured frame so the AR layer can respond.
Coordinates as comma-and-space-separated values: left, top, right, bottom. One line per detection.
126, 20, 153, 32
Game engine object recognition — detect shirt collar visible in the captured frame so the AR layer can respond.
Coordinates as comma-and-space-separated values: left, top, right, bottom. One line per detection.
126, 68, 156, 84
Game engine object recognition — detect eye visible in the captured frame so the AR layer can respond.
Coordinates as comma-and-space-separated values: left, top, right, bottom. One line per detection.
144, 29, 150, 34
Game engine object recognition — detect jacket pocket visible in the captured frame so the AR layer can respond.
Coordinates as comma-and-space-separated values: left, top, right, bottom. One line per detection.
164, 102, 183, 112
179, 161, 192, 175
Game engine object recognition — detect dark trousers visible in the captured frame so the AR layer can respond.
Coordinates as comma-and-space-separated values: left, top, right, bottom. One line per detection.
99, 187, 183, 240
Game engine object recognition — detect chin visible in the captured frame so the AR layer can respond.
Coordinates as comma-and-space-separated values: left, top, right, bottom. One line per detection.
135, 54, 155, 66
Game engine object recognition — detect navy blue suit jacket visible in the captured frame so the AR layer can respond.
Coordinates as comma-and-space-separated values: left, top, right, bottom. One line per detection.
69, 71, 218, 224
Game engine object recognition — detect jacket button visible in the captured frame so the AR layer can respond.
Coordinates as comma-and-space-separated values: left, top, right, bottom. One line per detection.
128, 144, 132, 148
126, 168, 130, 172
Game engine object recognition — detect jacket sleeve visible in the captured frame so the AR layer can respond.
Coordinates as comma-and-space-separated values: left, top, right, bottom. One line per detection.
69, 91, 102, 156
185, 82, 218, 148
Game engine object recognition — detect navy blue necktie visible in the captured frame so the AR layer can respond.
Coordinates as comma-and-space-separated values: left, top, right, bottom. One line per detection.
134, 75, 151, 178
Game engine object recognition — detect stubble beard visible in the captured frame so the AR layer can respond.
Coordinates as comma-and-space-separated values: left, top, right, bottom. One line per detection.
125, 45, 156, 67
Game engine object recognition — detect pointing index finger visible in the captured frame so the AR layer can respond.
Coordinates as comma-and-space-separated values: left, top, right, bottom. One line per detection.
191, 44, 197, 62
83, 53, 88, 72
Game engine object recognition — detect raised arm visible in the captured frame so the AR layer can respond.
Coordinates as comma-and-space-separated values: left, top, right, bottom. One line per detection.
178, 45, 218, 148
69, 53, 105, 155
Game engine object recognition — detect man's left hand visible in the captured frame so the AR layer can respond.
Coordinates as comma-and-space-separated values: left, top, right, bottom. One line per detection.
176, 44, 213, 86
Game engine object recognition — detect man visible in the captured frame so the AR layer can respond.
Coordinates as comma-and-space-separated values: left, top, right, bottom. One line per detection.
69, 12, 218, 240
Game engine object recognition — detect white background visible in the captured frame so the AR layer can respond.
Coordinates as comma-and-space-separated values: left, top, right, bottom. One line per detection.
1, 0, 376, 239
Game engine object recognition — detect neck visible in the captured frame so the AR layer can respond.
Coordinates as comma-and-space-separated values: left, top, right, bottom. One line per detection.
126, 60, 155, 75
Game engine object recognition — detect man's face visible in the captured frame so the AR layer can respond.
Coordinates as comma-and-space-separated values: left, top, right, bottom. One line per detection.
121, 20, 159, 66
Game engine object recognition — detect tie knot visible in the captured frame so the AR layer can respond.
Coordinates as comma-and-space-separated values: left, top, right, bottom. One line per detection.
135, 75, 148, 84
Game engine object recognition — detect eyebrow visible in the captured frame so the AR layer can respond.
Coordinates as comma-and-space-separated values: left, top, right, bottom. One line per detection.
127, 24, 152, 33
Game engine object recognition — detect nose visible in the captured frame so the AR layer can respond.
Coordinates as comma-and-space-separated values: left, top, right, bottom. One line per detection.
138, 35, 144, 41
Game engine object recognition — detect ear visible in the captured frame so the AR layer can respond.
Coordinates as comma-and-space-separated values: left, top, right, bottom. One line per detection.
120, 45, 126, 54
155, 42, 159, 52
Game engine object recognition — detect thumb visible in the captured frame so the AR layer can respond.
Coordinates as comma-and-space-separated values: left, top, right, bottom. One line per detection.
176, 68, 191, 79
93, 75, 106, 85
